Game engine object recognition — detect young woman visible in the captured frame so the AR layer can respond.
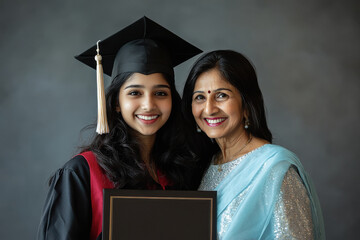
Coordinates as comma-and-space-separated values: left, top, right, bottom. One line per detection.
182, 50, 325, 239
37, 17, 202, 240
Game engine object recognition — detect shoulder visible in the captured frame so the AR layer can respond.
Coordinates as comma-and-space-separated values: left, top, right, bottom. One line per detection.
49, 154, 90, 187
262, 144, 299, 162
61, 154, 89, 175
282, 166, 306, 190
253, 144, 304, 177
38, 154, 93, 239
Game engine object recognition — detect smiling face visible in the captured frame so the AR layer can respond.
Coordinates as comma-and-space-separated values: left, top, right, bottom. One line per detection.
192, 68, 247, 140
118, 73, 172, 137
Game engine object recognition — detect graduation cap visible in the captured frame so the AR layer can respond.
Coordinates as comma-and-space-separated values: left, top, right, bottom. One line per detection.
75, 16, 202, 134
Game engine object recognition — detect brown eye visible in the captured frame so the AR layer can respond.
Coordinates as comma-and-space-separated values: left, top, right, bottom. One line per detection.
194, 94, 205, 102
155, 91, 169, 97
216, 92, 228, 100
128, 91, 141, 96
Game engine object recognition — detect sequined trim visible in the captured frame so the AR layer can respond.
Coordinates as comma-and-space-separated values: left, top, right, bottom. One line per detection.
217, 185, 251, 239
198, 145, 267, 191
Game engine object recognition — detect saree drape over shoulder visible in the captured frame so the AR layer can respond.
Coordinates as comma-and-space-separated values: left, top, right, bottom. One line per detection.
199, 144, 325, 240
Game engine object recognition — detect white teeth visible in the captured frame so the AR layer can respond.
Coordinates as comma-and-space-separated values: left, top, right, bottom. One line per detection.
137, 115, 158, 120
206, 118, 225, 124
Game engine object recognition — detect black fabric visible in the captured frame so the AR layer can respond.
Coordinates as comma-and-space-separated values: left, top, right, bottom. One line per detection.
74, 16, 202, 77
111, 39, 173, 79
37, 155, 167, 240
37, 155, 92, 240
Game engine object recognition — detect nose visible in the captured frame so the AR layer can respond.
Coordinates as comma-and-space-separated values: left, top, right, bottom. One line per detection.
141, 94, 156, 111
204, 98, 218, 115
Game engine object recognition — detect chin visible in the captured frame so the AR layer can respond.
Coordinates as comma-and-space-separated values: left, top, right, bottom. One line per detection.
138, 130, 158, 136
204, 131, 222, 139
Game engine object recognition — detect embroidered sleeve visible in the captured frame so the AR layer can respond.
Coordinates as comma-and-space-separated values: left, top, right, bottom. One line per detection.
272, 166, 314, 239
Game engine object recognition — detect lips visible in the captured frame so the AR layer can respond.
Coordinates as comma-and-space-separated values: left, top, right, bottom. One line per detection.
204, 117, 227, 127
136, 114, 160, 124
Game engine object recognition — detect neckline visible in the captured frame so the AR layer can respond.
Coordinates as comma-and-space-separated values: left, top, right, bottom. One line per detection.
212, 144, 269, 167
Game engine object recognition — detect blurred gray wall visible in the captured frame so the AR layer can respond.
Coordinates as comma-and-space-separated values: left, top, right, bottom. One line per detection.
0, 0, 359, 239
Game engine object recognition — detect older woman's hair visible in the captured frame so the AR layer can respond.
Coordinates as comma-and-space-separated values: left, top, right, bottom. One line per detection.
182, 50, 272, 144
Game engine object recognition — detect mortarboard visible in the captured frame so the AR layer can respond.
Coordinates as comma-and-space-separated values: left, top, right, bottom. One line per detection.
75, 16, 202, 78
74, 16, 202, 134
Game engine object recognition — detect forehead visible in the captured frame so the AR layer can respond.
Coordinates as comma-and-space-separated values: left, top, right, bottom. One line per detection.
122, 72, 169, 87
194, 69, 234, 90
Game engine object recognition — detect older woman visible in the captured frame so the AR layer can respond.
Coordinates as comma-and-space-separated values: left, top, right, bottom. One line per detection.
182, 50, 325, 240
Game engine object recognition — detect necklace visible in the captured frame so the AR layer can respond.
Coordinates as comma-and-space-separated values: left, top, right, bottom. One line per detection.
216, 134, 253, 172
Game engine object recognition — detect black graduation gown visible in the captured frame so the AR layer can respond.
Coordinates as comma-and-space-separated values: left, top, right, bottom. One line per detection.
36, 155, 166, 240
37, 155, 92, 240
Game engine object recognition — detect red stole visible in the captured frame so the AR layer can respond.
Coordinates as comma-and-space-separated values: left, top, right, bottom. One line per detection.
80, 151, 170, 240
80, 151, 114, 240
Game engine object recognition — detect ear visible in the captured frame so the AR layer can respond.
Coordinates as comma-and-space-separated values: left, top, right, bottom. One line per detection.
243, 108, 249, 120
116, 105, 121, 113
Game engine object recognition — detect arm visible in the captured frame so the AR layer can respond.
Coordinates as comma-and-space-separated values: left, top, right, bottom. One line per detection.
37, 156, 91, 240
272, 166, 314, 240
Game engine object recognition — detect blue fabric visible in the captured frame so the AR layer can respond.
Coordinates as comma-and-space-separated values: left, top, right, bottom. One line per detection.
215, 144, 325, 240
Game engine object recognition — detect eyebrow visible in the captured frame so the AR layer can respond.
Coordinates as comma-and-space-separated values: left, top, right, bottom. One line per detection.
215, 88, 232, 92
192, 88, 232, 95
124, 84, 170, 90
192, 90, 203, 95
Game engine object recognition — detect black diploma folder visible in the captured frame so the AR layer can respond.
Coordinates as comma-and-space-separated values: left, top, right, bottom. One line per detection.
103, 189, 217, 240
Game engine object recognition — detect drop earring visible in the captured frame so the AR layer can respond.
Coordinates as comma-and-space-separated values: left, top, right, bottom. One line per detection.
244, 119, 250, 129
197, 125, 201, 133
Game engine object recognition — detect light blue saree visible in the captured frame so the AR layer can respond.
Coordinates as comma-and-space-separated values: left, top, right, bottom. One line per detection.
200, 144, 325, 240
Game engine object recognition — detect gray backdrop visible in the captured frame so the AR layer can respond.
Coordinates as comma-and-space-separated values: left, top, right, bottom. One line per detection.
1, 0, 359, 239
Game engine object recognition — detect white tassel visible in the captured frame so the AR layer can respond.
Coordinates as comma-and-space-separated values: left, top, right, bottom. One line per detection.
95, 40, 109, 134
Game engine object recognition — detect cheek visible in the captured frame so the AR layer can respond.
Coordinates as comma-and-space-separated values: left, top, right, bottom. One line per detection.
118, 98, 137, 117
226, 101, 244, 122
121, 102, 133, 110
162, 100, 172, 117
191, 104, 201, 119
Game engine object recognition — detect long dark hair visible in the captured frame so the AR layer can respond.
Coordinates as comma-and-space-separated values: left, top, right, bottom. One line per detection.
83, 72, 197, 190
181, 50, 272, 170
